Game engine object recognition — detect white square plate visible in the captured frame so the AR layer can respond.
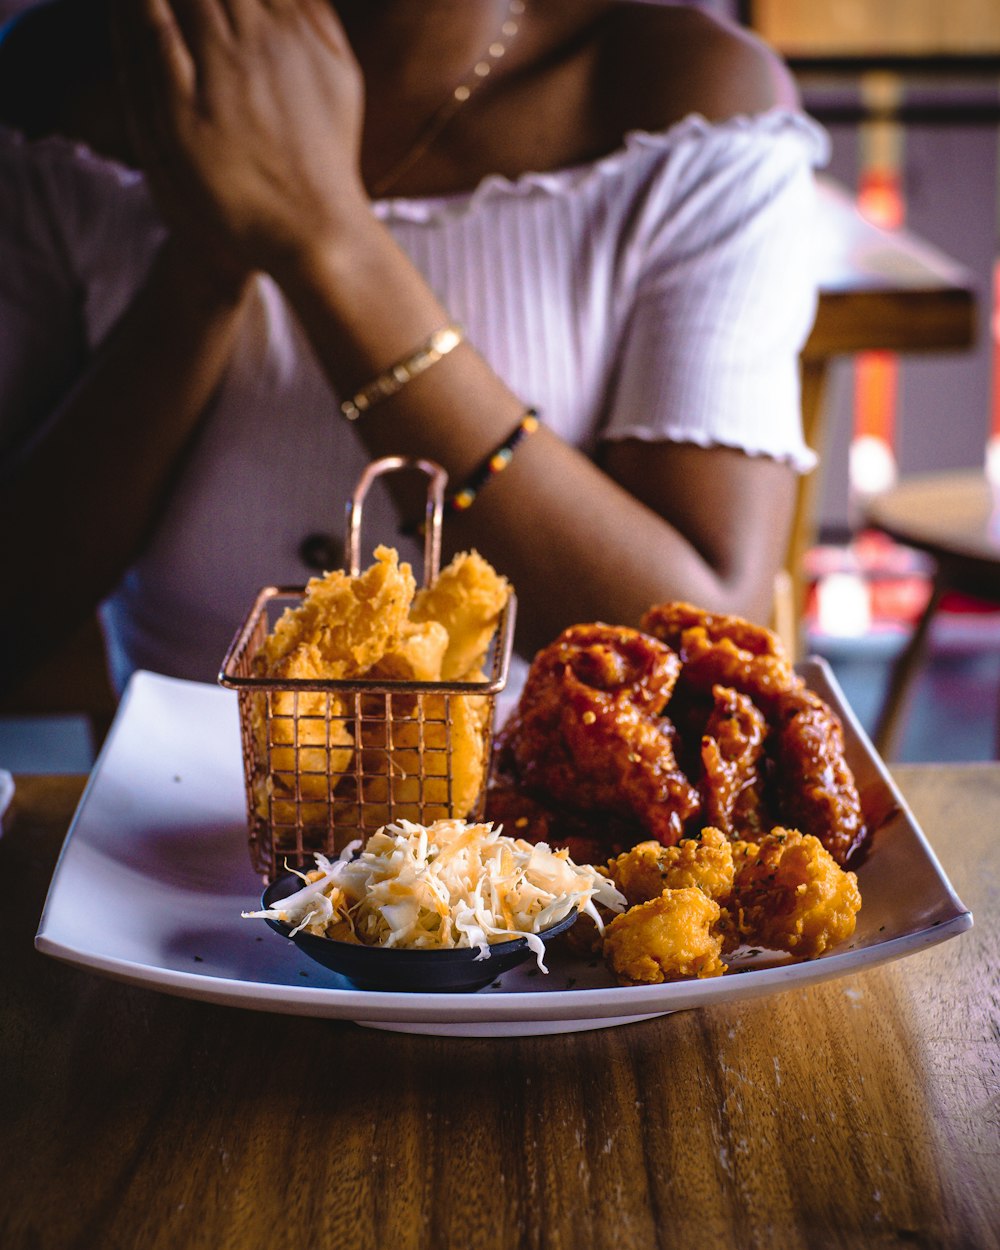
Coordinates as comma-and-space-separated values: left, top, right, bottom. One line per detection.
35, 663, 972, 1036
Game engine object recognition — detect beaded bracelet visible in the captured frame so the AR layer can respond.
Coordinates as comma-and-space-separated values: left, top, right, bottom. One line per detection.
406, 409, 540, 537
339, 323, 464, 421
446, 408, 540, 515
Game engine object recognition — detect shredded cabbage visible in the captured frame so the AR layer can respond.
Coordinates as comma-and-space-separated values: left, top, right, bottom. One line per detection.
243, 818, 626, 972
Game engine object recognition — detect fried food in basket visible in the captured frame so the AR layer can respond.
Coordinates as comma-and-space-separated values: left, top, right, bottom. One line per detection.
498, 623, 700, 846
343, 688, 488, 836
349, 554, 503, 831
410, 550, 513, 680
251, 547, 415, 811
257, 545, 416, 678
250, 545, 510, 846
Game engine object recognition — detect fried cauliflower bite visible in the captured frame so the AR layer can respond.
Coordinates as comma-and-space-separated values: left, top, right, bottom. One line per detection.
728, 828, 862, 959
607, 828, 735, 906
603, 888, 727, 984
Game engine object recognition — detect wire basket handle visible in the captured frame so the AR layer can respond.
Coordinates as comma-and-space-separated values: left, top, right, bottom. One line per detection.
346, 456, 448, 585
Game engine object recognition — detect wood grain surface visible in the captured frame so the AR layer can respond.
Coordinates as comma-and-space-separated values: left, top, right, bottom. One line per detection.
2, 767, 997, 1250
805, 180, 976, 361
751, 0, 1000, 57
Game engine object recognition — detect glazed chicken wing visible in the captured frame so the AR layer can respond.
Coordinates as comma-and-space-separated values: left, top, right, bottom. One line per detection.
641, 601, 801, 708
699, 684, 771, 838
501, 623, 701, 846
769, 687, 867, 865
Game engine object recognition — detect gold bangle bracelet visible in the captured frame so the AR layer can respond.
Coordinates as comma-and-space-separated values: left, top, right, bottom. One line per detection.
339, 323, 464, 421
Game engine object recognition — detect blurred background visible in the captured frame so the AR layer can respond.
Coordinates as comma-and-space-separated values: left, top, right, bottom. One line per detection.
740, 0, 1000, 762
1, 0, 998, 767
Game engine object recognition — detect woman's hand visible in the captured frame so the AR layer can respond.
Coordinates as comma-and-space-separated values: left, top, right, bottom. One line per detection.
113, 0, 368, 275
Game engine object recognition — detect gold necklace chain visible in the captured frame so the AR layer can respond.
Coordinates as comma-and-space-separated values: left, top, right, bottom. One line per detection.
371, 0, 526, 197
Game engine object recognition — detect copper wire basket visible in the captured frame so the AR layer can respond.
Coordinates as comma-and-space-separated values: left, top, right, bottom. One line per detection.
219, 457, 516, 880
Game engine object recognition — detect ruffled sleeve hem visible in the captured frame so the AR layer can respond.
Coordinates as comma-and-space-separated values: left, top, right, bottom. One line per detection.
599, 424, 818, 476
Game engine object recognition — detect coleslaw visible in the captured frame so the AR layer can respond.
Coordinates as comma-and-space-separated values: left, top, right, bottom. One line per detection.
244, 818, 626, 972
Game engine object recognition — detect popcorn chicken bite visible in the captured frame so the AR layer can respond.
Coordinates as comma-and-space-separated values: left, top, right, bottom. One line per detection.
727, 827, 862, 959
603, 887, 727, 984
606, 827, 735, 906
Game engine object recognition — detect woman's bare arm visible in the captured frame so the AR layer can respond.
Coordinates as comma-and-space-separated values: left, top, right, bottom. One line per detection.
113, 0, 798, 655
0, 239, 252, 688
277, 219, 795, 654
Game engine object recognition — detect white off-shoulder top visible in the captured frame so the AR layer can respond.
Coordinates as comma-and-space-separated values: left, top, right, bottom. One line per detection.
0, 110, 829, 690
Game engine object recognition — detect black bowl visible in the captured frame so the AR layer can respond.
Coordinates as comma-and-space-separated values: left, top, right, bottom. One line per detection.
261, 871, 579, 993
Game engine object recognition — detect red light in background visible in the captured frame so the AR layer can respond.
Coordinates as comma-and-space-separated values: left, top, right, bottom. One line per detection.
857, 168, 905, 230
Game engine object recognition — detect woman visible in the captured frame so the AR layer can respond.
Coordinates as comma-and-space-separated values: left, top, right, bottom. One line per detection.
0, 0, 824, 697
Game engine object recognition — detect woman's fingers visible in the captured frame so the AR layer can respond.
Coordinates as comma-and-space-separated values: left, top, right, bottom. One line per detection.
110, 0, 367, 272
170, 0, 240, 77
114, 0, 197, 99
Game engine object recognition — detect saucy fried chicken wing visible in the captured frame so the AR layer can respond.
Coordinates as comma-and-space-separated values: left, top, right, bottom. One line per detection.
484, 781, 638, 866
699, 684, 771, 838
603, 887, 727, 984
641, 601, 801, 707
727, 827, 862, 958
769, 687, 867, 865
502, 623, 700, 845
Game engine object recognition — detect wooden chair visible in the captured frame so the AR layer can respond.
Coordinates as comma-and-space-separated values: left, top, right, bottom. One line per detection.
784, 178, 977, 655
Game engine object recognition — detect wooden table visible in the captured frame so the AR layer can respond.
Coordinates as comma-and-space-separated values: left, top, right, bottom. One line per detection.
809, 178, 977, 361
864, 468, 1000, 756
3, 767, 997, 1250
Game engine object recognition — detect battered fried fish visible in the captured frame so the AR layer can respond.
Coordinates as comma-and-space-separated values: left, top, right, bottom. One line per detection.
251, 546, 509, 849
410, 549, 511, 679
257, 545, 416, 677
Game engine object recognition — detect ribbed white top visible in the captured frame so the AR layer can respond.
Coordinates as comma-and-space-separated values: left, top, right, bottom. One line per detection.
0, 109, 828, 688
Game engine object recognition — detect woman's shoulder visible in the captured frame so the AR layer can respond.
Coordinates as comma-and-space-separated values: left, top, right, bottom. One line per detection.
593, 2, 800, 134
